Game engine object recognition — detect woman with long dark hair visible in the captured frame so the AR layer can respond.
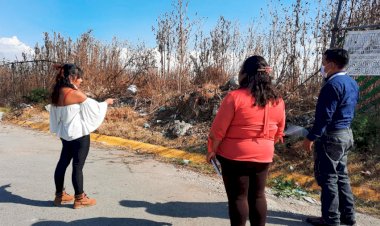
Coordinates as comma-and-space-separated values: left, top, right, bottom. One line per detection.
49, 63, 114, 209
207, 56, 285, 226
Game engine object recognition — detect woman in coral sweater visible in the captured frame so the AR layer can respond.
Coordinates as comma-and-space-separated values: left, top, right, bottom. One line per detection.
207, 56, 285, 226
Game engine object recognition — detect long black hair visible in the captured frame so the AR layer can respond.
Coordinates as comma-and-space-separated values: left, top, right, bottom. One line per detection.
239, 55, 280, 107
51, 63, 83, 105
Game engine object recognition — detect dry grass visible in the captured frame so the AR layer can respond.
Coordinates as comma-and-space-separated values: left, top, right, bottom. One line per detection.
4, 103, 380, 217
0, 107, 11, 113
4, 105, 49, 123
272, 140, 380, 216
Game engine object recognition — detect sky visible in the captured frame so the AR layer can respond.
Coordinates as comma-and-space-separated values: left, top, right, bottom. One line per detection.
0, 0, 295, 61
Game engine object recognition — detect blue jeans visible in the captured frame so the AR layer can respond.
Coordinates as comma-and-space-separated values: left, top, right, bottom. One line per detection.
314, 128, 356, 225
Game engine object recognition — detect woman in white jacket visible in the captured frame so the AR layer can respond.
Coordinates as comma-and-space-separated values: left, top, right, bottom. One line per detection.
49, 63, 114, 209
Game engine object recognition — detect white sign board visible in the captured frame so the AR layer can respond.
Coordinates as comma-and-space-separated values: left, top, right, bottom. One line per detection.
343, 30, 380, 76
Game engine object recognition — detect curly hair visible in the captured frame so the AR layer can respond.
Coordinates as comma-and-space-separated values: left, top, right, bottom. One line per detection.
51, 63, 83, 105
239, 55, 280, 107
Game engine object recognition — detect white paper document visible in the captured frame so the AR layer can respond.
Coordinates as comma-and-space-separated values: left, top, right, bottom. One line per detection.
284, 125, 309, 138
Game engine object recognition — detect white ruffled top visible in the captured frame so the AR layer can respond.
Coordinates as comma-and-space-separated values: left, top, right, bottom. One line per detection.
49, 98, 108, 141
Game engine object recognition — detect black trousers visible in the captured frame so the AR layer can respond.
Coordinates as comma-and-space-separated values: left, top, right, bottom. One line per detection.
54, 135, 90, 195
217, 155, 270, 226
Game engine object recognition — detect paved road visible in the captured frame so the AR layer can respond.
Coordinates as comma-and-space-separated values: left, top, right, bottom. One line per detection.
0, 122, 379, 226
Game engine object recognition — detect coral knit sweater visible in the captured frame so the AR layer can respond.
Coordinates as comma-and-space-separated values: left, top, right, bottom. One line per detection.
208, 88, 285, 163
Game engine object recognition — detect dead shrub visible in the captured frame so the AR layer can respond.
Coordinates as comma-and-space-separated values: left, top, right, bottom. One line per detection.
193, 66, 229, 86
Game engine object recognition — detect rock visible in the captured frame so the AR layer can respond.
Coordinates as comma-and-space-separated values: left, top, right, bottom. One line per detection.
158, 106, 166, 112
0, 112, 4, 121
127, 85, 138, 94
19, 103, 32, 109
138, 110, 148, 117
174, 120, 192, 136
143, 123, 150, 129
166, 120, 193, 138
360, 170, 371, 176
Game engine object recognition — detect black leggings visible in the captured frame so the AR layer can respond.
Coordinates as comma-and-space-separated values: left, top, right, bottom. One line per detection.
217, 155, 270, 226
54, 135, 90, 195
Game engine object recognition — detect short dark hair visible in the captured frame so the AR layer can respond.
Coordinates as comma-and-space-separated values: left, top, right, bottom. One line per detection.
324, 49, 349, 69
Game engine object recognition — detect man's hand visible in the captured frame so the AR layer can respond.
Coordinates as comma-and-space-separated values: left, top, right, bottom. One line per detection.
303, 138, 314, 152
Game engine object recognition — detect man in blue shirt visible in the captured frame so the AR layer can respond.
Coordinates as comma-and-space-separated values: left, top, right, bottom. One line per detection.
304, 49, 359, 226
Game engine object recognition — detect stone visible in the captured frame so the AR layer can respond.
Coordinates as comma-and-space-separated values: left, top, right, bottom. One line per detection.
166, 120, 193, 138
127, 85, 138, 94
143, 123, 150, 128
19, 103, 32, 109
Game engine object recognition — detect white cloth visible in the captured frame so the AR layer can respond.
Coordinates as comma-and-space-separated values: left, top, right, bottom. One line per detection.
49, 98, 108, 141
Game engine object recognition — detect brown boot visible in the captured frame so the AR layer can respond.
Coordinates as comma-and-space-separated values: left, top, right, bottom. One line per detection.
54, 190, 74, 206
73, 193, 96, 209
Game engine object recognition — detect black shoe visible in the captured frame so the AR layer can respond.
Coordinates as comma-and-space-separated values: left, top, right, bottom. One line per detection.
340, 219, 357, 226
305, 217, 338, 226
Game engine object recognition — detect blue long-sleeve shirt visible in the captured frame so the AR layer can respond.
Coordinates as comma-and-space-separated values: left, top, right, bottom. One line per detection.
307, 72, 359, 141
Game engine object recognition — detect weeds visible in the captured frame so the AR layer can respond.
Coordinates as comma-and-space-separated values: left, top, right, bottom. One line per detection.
268, 175, 308, 198
351, 112, 380, 156
23, 88, 50, 104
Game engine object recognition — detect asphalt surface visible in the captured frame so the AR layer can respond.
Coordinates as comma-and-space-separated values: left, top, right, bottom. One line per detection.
0, 122, 379, 226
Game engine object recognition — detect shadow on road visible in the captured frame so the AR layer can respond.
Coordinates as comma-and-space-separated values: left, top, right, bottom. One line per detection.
0, 183, 310, 225
120, 199, 311, 225
0, 184, 54, 207
120, 199, 228, 218
31, 217, 172, 226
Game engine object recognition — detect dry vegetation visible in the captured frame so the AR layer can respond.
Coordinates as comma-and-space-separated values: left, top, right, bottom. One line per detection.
1, 0, 380, 216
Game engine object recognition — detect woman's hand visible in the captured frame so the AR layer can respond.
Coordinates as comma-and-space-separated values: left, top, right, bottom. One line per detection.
105, 98, 115, 105
275, 136, 284, 144
206, 151, 216, 163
